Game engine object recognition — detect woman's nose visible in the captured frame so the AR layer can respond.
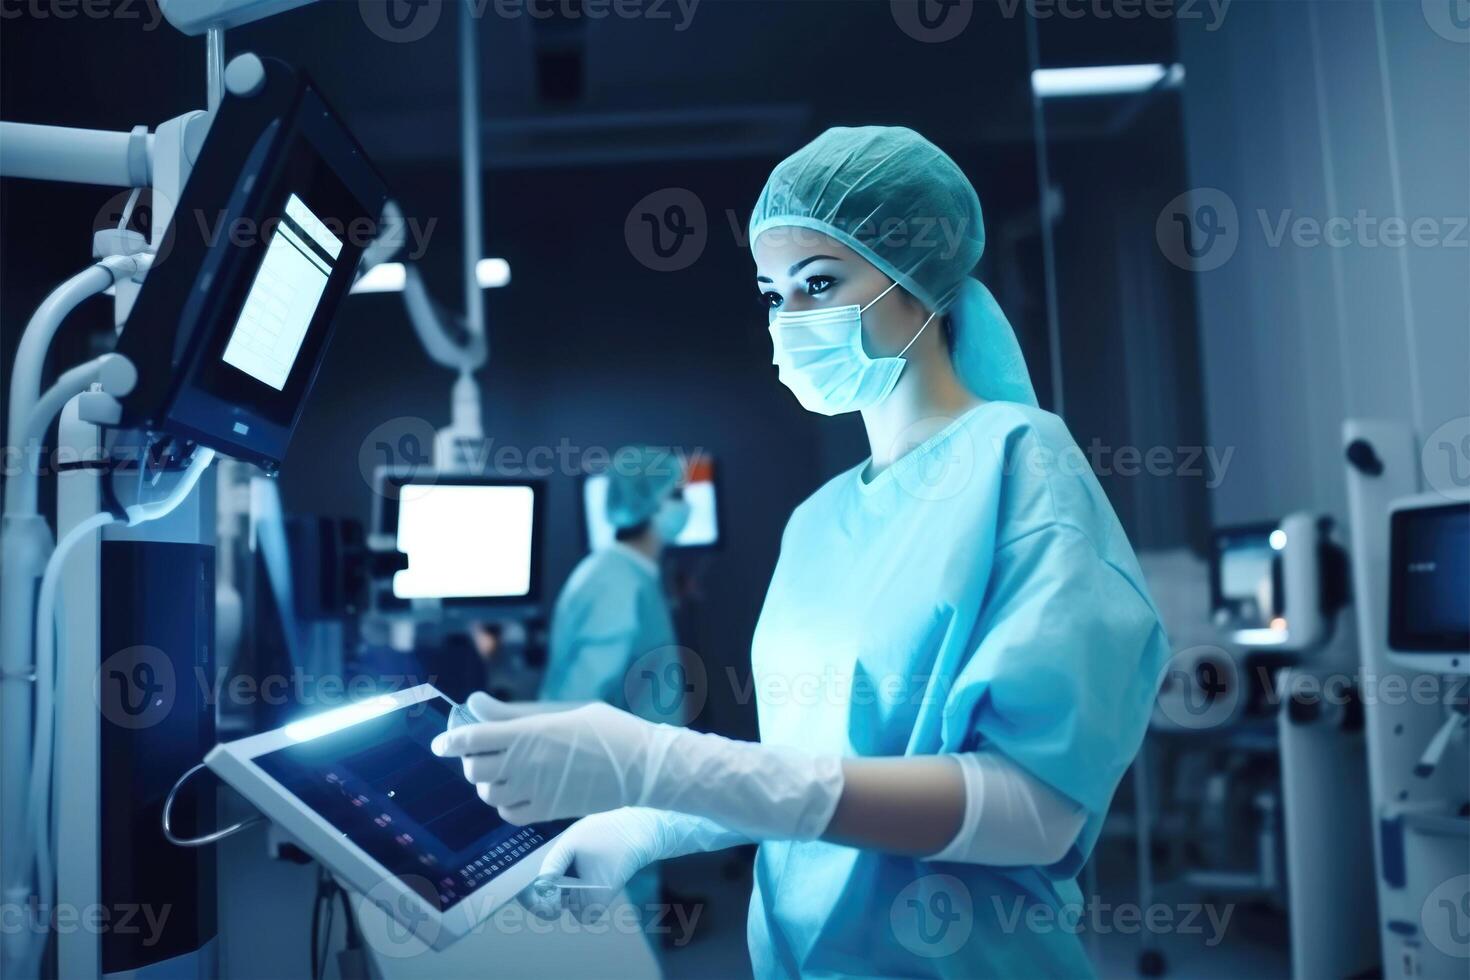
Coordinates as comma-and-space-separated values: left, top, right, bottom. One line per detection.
782, 294, 819, 314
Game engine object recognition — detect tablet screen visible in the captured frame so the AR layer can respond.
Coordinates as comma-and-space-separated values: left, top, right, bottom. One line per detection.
254, 697, 564, 911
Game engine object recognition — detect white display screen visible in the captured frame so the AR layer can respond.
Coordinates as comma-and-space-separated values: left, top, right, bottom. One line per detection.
392, 484, 536, 600
221, 193, 343, 390
583, 473, 719, 550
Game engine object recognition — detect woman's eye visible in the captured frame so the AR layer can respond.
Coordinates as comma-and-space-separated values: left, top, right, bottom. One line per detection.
760, 291, 784, 310
806, 276, 835, 296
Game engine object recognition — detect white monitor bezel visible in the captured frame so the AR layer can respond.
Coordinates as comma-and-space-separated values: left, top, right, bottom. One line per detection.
1385, 491, 1470, 676
205, 683, 559, 950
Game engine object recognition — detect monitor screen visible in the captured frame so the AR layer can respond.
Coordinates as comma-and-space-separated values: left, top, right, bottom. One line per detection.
1390, 501, 1469, 652
391, 483, 537, 600
583, 455, 719, 550
1210, 526, 1282, 629
253, 696, 564, 912
221, 194, 345, 391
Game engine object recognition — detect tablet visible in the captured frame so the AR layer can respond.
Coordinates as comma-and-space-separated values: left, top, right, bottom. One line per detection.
205, 685, 567, 950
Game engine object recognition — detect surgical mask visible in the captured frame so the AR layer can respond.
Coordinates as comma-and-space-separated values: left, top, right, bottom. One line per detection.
768, 279, 937, 416
653, 498, 691, 542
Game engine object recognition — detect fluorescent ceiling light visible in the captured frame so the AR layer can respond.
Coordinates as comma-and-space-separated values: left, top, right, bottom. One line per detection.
351, 262, 406, 294
351, 258, 512, 295
475, 258, 511, 289
1032, 63, 1184, 98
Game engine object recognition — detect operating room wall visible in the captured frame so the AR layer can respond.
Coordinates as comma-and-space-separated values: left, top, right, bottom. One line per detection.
1041, 95, 1213, 554
1177, 0, 1470, 530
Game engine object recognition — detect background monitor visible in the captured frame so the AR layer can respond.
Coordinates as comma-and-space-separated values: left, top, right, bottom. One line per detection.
1388, 497, 1469, 661
582, 453, 720, 551
374, 472, 545, 607
1209, 523, 1285, 639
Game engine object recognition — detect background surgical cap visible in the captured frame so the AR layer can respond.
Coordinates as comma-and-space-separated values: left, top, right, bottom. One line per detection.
749, 126, 1039, 407
605, 446, 684, 529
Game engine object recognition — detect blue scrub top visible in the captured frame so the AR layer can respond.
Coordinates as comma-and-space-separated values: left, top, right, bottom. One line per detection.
542, 545, 681, 722
747, 402, 1169, 978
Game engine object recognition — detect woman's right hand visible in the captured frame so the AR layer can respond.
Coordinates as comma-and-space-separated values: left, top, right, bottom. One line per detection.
528, 808, 668, 922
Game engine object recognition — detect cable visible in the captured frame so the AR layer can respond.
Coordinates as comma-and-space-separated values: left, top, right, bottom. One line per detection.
310, 871, 323, 980
124, 446, 215, 526
160, 763, 263, 847
336, 879, 359, 948
320, 884, 336, 980
311, 867, 335, 980
23, 509, 116, 929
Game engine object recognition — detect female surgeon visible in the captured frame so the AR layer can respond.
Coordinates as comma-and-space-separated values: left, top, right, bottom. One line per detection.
434, 127, 1169, 977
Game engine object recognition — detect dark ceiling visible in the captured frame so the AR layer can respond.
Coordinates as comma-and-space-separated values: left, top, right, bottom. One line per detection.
2, 0, 1177, 171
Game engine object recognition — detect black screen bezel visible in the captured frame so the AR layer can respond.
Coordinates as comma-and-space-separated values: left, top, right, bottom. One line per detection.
170, 90, 380, 451
376, 474, 547, 608
116, 63, 387, 472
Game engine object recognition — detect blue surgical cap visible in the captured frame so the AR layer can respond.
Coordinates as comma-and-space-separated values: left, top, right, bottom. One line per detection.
605, 446, 684, 530
749, 126, 1038, 407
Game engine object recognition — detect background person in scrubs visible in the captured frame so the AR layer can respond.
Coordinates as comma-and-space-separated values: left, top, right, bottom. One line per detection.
541, 445, 690, 722
539, 445, 693, 924
439, 127, 1170, 978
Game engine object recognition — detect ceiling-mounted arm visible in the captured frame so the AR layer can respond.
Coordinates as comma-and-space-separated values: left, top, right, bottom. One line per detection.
460, 0, 486, 347
206, 27, 226, 110
362, 0, 492, 469
403, 264, 488, 373
0, 123, 152, 187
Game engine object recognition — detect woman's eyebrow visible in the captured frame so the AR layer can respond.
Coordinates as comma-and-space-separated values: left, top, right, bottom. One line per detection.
789, 254, 841, 276
757, 254, 841, 284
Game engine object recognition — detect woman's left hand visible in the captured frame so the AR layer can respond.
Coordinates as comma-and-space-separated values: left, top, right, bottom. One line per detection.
432, 692, 674, 824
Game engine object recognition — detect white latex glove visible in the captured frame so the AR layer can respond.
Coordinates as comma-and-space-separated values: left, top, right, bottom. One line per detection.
527, 807, 753, 923
432, 692, 843, 841
522, 809, 659, 923
539, 809, 665, 894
